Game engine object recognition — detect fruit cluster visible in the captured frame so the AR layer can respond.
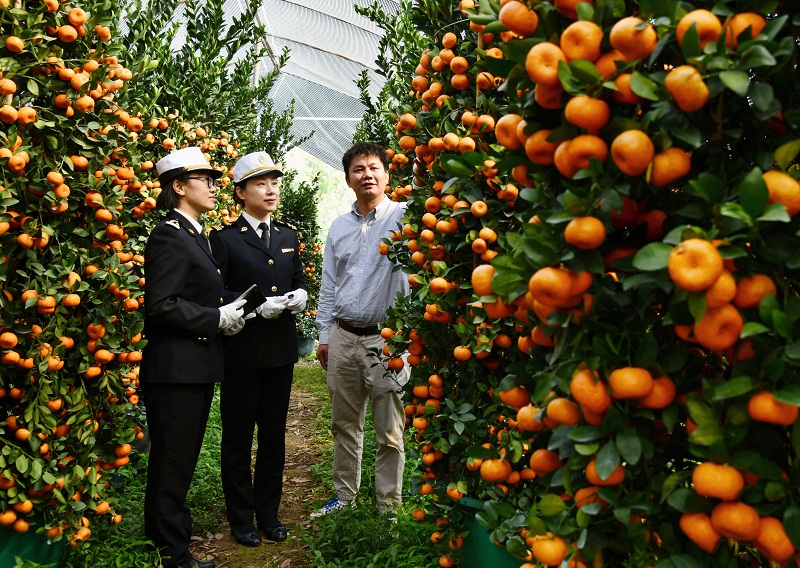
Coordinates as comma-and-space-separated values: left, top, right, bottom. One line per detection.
378, 0, 800, 565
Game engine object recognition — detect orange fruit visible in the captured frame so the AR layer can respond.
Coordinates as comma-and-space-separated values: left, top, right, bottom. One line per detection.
664, 65, 709, 112
693, 303, 743, 351
495, 113, 524, 150
516, 404, 544, 432
545, 397, 580, 426
525, 129, 560, 165
585, 458, 625, 485
668, 239, 724, 292
529, 449, 564, 477
747, 391, 799, 426
453, 345, 472, 361
648, 146, 692, 187
499, 385, 531, 409
609, 17, 658, 61
560, 20, 603, 62
762, 170, 800, 216
676, 9, 723, 49
724, 12, 766, 48
5, 36, 23, 53
608, 367, 654, 399
709, 501, 760, 541
564, 216, 606, 250
594, 50, 627, 80
679, 513, 721, 553
753, 516, 796, 562
733, 274, 776, 308
528, 267, 575, 308
636, 375, 676, 409
531, 533, 568, 566
574, 486, 605, 509
480, 458, 512, 482
471, 264, 496, 296
570, 368, 611, 413
567, 134, 608, 171
498, 0, 539, 38
692, 462, 745, 501
534, 82, 564, 109
526, 42, 567, 86
0, 331, 18, 349
611, 130, 655, 176
611, 73, 644, 105
705, 270, 737, 309
564, 95, 610, 133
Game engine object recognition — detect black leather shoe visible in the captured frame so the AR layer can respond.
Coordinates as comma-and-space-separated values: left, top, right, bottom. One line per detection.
260, 523, 288, 543
232, 529, 261, 547
187, 556, 215, 568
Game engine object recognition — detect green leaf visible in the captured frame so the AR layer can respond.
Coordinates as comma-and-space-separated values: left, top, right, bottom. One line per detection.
595, 441, 620, 480
632, 243, 672, 271
719, 71, 750, 97
773, 310, 793, 340
774, 385, 800, 406
737, 167, 769, 217
740, 322, 769, 338
666, 488, 710, 514
569, 59, 601, 84
569, 426, 603, 443
680, 23, 701, 60
785, 340, 800, 362
720, 203, 753, 225
785, 506, 800, 548
739, 44, 777, 68
774, 139, 800, 170
634, 331, 658, 368
687, 292, 707, 323
26, 78, 39, 97
712, 376, 753, 401
615, 428, 642, 465
630, 71, 659, 101
538, 493, 567, 516
439, 155, 474, 178
757, 203, 791, 222
748, 81, 773, 111
689, 173, 725, 204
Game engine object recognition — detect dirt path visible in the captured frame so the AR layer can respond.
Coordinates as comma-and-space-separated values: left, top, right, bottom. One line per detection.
190, 388, 325, 568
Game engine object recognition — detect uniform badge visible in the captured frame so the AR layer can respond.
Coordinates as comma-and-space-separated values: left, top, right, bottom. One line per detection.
188, 228, 195, 235
282, 248, 295, 253
240, 226, 248, 233
166, 219, 181, 230
258, 154, 270, 165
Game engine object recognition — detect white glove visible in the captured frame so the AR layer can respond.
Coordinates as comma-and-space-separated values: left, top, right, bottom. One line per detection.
218, 298, 247, 333
256, 296, 287, 319
283, 288, 308, 314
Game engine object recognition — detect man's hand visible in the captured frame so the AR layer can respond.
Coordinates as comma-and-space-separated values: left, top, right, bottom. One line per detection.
317, 343, 329, 370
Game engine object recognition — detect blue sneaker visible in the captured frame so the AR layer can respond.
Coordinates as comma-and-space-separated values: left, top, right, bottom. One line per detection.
310, 496, 352, 518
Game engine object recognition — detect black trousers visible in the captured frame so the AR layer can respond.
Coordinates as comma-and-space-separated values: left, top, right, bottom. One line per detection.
142, 382, 215, 568
220, 364, 293, 532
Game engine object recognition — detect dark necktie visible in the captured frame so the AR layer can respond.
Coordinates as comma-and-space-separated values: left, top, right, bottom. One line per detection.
258, 222, 270, 248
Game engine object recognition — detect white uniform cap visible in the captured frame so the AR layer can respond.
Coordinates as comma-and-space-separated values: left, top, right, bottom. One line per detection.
156, 147, 222, 186
232, 151, 283, 184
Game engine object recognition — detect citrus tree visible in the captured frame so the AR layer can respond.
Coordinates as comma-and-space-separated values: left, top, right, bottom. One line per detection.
0, 0, 250, 548
375, 0, 800, 566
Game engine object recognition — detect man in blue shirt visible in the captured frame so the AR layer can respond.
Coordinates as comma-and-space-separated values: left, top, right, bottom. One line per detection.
314, 142, 410, 517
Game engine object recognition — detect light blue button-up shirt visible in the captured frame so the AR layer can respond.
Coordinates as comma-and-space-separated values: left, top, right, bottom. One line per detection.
316, 196, 410, 344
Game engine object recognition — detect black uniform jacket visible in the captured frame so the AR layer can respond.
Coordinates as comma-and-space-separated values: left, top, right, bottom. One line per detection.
140, 211, 226, 384
210, 216, 306, 371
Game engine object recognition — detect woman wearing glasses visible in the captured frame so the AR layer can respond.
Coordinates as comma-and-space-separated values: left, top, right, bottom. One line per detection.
141, 147, 248, 568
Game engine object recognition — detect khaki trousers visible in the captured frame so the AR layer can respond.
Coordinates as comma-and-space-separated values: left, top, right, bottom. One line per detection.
326, 322, 407, 513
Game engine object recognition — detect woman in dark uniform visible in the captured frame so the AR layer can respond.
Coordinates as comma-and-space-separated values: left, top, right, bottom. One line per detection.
209, 151, 307, 547
141, 147, 248, 568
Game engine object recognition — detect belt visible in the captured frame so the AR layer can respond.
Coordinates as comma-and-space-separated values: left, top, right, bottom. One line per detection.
337, 320, 380, 336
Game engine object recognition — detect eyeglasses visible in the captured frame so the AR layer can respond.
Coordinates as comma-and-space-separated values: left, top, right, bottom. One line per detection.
185, 175, 217, 188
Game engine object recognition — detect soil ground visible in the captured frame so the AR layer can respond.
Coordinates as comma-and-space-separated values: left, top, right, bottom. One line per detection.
189, 379, 325, 568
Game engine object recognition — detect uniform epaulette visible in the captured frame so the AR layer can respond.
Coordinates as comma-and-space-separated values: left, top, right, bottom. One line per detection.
165, 219, 181, 230
274, 219, 296, 230
211, 223, 236, 232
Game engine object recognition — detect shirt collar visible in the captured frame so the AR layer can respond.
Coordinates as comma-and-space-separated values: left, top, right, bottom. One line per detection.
241, 210, 270, 232
350, 196, 389, 221
173, 208, 203, 234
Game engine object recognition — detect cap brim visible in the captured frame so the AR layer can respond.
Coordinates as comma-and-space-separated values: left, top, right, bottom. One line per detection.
159, 165, 223, 186
236, 166, 283, 184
